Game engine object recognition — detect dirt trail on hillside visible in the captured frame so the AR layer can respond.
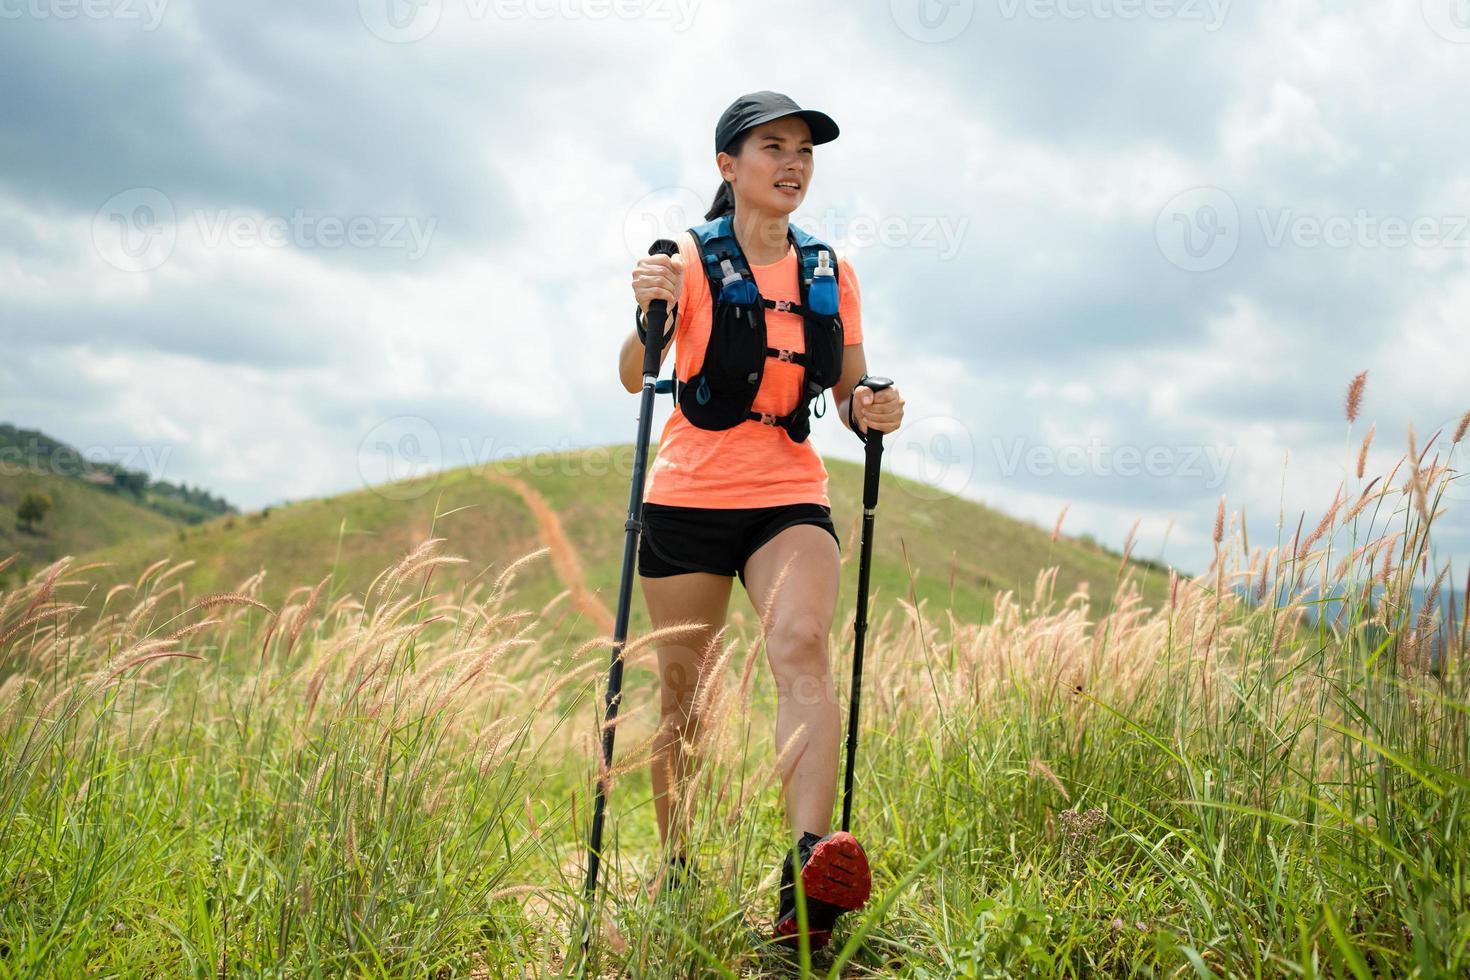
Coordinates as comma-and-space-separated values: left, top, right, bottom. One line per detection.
483, 470, 615, 636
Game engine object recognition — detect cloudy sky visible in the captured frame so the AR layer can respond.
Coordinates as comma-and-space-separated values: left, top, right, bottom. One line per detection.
2, 0, 1468, 576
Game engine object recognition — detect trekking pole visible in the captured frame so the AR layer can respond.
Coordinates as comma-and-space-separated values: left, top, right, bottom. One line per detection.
840, 375, 893, 834
579, 238, 680, 952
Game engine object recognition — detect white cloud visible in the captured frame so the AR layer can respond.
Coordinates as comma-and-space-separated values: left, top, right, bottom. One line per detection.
1, 0, 1466, 578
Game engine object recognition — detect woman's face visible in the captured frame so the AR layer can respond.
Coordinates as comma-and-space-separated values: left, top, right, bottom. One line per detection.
720, 115, 814, 220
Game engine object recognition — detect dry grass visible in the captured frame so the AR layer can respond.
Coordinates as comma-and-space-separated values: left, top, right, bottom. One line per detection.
0, 415, 1467, 976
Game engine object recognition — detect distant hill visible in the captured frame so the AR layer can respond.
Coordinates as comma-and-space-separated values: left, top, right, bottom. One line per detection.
0, 423, 234, 524
0, 468, 181, 584
0, 423, 243, 585
43, 446, 1170, 644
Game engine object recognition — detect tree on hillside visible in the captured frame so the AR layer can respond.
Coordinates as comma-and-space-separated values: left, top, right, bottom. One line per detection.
16, 490, 53, 533
112, 470, 148, 498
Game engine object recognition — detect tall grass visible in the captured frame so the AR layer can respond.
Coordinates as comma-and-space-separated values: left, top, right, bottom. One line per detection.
1, 417, 1467, 977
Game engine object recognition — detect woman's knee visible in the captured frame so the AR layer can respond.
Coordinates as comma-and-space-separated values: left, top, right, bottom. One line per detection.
765, 614, 831, 683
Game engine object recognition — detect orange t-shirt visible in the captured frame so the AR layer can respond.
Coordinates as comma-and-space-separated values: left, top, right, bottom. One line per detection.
644, 228, 864, 509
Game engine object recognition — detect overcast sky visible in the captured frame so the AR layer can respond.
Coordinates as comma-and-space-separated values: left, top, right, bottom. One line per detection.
2, 0, 1467, 576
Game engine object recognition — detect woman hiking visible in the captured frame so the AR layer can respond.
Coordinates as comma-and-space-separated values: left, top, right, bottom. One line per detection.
619, 91, 905, 950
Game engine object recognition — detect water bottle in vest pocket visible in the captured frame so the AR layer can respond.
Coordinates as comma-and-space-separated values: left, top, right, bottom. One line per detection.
700, 257, 768, 402
808, 250, 839, 318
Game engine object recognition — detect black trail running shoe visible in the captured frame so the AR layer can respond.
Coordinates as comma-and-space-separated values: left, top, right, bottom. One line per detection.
771, 830, 872, 950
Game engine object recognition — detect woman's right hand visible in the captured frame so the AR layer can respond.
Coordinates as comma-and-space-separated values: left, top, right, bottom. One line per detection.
631, 249, 685, 330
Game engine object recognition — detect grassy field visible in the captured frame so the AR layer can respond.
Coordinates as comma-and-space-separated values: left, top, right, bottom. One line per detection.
1, 426, 1466, 977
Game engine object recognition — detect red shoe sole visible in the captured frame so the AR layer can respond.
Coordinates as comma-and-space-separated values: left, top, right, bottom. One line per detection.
800, 831, 871, 911
772, 917, 831, 950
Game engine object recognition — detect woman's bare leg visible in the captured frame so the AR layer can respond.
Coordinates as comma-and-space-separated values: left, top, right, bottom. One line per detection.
740, 524, 842, 843
639, 570, 733, 850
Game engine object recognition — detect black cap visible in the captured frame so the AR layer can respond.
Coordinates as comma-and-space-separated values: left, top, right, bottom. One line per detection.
714, 91, 840, 155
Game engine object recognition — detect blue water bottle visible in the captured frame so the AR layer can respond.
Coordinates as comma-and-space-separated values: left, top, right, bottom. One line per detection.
808, 250, 838, 317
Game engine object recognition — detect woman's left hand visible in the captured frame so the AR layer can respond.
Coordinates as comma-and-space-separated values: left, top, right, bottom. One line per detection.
852, 383, 905, 435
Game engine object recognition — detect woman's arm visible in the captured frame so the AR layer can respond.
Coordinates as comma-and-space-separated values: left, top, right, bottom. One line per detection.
833, 341, 904, 436
832, 342, 870, 434
620, 234, 688, 393
619, 319, 675, 394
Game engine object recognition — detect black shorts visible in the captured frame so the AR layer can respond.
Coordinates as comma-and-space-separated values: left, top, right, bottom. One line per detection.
638, 501, 839, 589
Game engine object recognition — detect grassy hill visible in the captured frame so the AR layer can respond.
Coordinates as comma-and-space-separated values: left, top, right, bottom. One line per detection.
0, 468, 181, 583
44, 445, 1169, 643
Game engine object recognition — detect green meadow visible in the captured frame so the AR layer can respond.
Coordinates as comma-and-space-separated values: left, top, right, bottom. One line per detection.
0, 431, 1466, 977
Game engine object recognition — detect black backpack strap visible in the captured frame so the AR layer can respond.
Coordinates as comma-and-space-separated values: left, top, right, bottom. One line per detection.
690, 215, 752, 302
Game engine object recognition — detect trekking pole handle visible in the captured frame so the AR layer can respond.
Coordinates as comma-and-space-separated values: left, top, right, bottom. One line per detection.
640, 239, 680, 377
855, 376, 893, 508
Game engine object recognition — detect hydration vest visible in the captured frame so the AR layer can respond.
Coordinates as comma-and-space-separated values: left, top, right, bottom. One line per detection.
666, 216, 845, 444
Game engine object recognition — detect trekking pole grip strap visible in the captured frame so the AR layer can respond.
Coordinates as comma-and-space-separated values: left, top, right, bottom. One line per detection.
849, 374, 893, 445
639, 239, 681, 376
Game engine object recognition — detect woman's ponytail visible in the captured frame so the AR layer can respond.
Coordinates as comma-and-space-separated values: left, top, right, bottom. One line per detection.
704, 128, 751, 220
704, 180, 734, 221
